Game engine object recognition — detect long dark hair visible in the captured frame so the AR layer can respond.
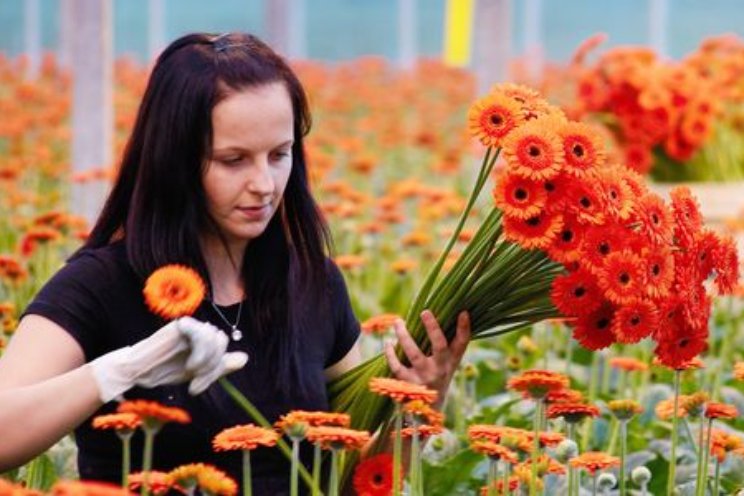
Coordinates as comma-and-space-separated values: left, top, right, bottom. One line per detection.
83, 32, 331, 394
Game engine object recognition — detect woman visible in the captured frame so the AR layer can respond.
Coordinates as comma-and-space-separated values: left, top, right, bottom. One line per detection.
0, 33, 470, 493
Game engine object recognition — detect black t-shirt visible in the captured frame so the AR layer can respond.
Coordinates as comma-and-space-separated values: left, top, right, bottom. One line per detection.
22, 241, 360, 495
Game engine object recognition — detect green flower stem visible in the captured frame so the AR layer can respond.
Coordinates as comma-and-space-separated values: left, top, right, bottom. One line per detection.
567, 422, 576, 496
606, 418, 619, 455
620, 420, 627, 496
696, 418, 714, 496
502, 461, 511, 496
141, 424, 159, 496
530, 398, 543, 496
392, 403, 403, 496
329, 449, 339, 496
117, 431, 133, 489
592, 472, 598, 496
290, 439, 299, 496
409, 421, 422, 496
582, 353, 601, 451
219, 378, 318, 493
312, 443, 322, 496
668, 370, 680, 496
486, 458, 497, 496
713, 458, 721, 496
243, 450, 252, 496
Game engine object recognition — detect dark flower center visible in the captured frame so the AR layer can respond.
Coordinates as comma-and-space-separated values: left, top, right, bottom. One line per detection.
526, 217, 541, 227
528, 145, 542, 157
572, 144, 585, 157
490, 114, 504, 126
652, 213, 660, 225
597, 317, 610, 329
630, 316, 641, 326
652, 264, 661, 276
619, 272, 631, 285
574, 286, 586, 297
372, 473, 385, 486
599, 242, 610, 255
580, 197, 591, 208
562, 230, 574, 242
514, 188, 528, 201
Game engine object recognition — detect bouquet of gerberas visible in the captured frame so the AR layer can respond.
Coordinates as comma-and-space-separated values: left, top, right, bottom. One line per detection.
329, 83, 740, 456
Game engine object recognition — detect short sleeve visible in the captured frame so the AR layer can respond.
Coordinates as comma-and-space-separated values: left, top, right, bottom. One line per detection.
21, 251, 111, 361
325, 261, 360, 367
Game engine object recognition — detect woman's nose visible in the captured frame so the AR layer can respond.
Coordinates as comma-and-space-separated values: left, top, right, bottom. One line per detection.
246, 160, 274, 195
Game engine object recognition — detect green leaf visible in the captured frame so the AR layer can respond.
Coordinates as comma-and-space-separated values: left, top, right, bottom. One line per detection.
22, 453, 58, 491
422, 449, 483, 496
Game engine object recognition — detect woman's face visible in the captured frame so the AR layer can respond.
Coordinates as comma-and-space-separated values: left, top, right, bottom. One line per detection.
203, 82, 294, 248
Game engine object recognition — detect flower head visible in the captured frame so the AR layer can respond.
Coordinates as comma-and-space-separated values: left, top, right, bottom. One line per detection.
546, 402, 601, 423
705, 402, 738, 420
468, 92, 524, 148
117, 400, 191, 430
128, 471, 174, 496
608, 399, 643, 420
50, 480, 132, 496
569, 451, 620, 475
143, 265, 206, 319
91, 413, 142, 433
369, 377, 438, 404
353, 453, 398, 496
503, 118, 565, 181
212, 424, 279, 451
507, 370, 569, 399
609, 357, 649, 372
167, 463, 237, 496
305, 426, 370, 451
470, 440, 519, 463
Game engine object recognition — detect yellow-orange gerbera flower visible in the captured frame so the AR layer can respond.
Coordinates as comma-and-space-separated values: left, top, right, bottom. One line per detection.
507, 369, 569, 399
734, 362, 744, 381
361, 314, 401, 335
167, 463, 237, 496
91, 413, 142, 432
470, 440, 519, 463
655, 396, 689, 420
680, 392, 709, 417
213, 424, 279, 451
143, 265, 206, 319
597, 250, 646, 306
50, 480, 132, 496
403, 400, 444, 426
467, 92, 524, 148
503, 118, 565, 181
479, 477, 520, 496
608, 399, 644, 420
117, 400, 191, 427
128, 471, 174, 495
369, 377, 438, 404
275, 410, 352, 431
305, 426, 371, 451
609, 357, 649, 372
492, 170, 548, 220
569, 452, 620, 475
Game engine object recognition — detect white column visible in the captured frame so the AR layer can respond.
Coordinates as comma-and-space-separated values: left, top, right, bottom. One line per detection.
58, 0, 74, 69
523, 0, 543, 83
24, 0, 41, 79
265, 0, 290, 56
288, 0, 306, 59
648, 0, 668, 58
149, 0, 166, 61
474, 0, 512, 93
398, 0, 417, 70
71, 0, 114, 225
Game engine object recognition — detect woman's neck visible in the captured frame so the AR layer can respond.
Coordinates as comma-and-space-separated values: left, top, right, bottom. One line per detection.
200, 235, 246, 305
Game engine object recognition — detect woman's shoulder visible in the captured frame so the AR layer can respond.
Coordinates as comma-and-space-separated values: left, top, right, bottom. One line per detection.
63, 240, 135, 283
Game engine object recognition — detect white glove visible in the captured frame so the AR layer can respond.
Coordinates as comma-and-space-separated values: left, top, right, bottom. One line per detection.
89, 316, 249, 402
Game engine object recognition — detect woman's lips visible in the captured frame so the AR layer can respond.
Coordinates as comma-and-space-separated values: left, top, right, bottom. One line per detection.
236, 204, 270, 220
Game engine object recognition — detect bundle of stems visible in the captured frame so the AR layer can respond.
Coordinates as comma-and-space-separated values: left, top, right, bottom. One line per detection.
328, 147, 562, 478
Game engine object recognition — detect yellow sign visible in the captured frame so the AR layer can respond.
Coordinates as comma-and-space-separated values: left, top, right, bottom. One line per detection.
443, 0, 475, 67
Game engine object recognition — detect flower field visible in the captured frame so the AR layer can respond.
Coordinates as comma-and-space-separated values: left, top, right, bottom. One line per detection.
2, 34, 744, 495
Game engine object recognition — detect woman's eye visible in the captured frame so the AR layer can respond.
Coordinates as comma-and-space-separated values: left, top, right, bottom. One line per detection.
272, 151, 291, 161
221, 156, 242, 165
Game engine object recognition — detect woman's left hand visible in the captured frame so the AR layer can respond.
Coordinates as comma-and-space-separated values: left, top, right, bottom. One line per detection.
383, 309, 471, 406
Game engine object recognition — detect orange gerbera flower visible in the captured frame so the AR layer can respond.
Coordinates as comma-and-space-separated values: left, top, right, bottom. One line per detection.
550, 269, 604, 317
167, 463, 237, 496
480, 477, 520, 496
545, 388, 584, 404
403, 400, 444, 426
470, 441, 519, 463
557, 121, 606, 176
492, 171, 547, 219
546, 214, 586, 264
705, 402, 738, 419
566, 179, 607, 226
0, 478, 41, 496
91, 413, 142, 432
734, 362, 744, 381
353, 453, 397, 496
212, 424, 279, 451
117, 400, 191, 427
537, 431, 566, 448
573, 303, 616, 351
642, 246, 675, 299
598, 250, 646, 306
569, 452, 620, 475
579, 224, 635, 273
594, 167, 634, 221
361, 314, 401, 335
632, 193, 673, 245
609, 357, 649, 372
546, 402, 600, 423
400, 424, 444, 439
128, 471, 174, 495
468, 425, 532, 445
608, 399, 644, 420
276, 410, 351, 429
612, 299, 658, 344
334, 254, 367, 270
655, 397, 689, 420
503, 210, 564, 251
369, 377, 438, 404
143, 265, 206, 320
305, 426, 370, 451
503, 118, 565, 181
506, 369, 569, 399
50, 480, 132, 496
514, 454, 566, 483
467, 92, 524, 148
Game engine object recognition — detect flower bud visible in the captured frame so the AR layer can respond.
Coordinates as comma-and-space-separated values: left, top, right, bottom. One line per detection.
517, 335, 538, 354
631, 466, 652, 485
553, 439, 578, 463
597, 473, 617, 491
462, 362, 479, 380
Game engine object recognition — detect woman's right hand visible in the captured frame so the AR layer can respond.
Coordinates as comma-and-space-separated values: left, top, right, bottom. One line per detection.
89, 316, 248, 402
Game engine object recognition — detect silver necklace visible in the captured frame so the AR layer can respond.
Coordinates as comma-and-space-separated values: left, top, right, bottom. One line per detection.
209, 297, 244, 342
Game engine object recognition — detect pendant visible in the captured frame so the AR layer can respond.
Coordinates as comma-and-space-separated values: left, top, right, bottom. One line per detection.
230, 325, 243, 342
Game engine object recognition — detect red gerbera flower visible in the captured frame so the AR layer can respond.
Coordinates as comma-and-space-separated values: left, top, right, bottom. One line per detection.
547, 214, 587, 264
503, 118, 565, 181
492, 171, 547, 219
632, 193, 673, 245
612, 299, 659, 344
654, 310, 709, 370
503, 211, 564, 251
541, 173, 572, 213
669, 186, 702, 248
642, 246, 675, 299
353, 453, 397, 496
566, 178, 607, 225
550, 269, 604, 317
572, 303, 616, 351
557, 121, 606, 176
712, 235, 740, 295
598, 250, 646, 305
580, 224, 637, 274
594, 166, 634, 221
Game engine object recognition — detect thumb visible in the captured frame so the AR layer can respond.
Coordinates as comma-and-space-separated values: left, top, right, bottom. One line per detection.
223, 352, 249, 373
186, 352, 249, 396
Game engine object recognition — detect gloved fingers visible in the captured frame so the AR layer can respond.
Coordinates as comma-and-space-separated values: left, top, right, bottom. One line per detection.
187, 331, 228, 376
188, 351, 249, 395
